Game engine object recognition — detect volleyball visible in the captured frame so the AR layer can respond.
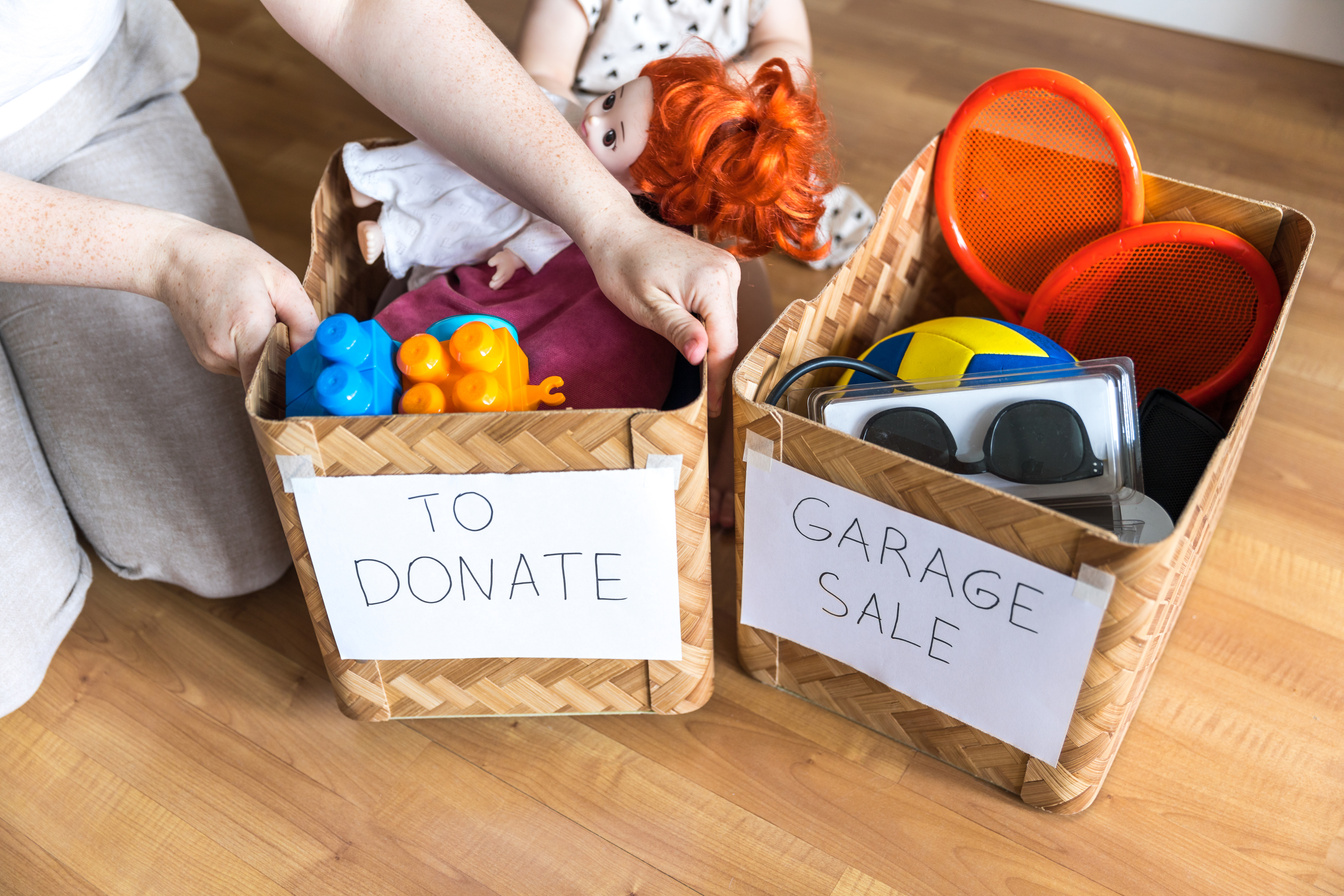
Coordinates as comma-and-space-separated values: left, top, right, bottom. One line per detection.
840, 316, 1075, 386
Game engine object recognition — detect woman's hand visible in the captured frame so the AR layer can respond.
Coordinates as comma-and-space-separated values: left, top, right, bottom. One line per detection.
581, 208, 741, 415
0, 171, 318, 386
154, 221, 319, 384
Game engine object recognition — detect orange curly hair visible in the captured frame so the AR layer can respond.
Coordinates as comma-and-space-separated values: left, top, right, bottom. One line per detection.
629, 52, 837, 262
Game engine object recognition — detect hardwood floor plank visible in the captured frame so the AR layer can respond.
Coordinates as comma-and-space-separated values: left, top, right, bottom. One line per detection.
1202, 519, 1344, 635
17, 576, 521, 895
49, 576, 429, 787
188, 568, 332, 681
582, 670, 1126, 896
901, 748, 1319, 896
1271, 312, 1344, 392
828, 866, 912, 896
409, 713, 854, 896
1320, 820, 1344, 894
0, 713, 290, 895
0, 817, 103, 896
28, 648, 447, 891
373, 743, 704, 895
1120, 647, 1344, 875
1178, 577, 1344, 719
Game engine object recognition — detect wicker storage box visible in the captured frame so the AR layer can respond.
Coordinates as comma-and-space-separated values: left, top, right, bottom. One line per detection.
731, 135, 1314, 813
246, 147, 714, 721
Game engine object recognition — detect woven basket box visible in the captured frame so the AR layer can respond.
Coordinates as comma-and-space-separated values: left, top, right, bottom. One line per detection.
731, 134, 1314, 813
246, 147, 714, 722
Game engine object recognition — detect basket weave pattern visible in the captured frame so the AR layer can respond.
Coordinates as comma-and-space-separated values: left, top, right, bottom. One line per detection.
732, 136, 1311, 812
247, 146, 713, 721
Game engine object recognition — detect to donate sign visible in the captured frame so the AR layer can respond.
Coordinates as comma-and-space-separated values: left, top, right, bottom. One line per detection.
293, 468, 683, 662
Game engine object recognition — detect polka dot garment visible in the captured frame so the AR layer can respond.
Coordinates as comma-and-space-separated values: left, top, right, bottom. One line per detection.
573, 0, 768, 99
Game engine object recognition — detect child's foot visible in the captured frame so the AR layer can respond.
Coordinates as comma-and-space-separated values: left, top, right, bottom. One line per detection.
357, 220, 385, 264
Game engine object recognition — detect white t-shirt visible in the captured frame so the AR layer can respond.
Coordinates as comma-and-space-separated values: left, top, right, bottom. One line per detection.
0, 0, 125, 140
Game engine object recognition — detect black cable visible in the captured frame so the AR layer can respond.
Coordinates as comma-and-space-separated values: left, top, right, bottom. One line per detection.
763, 356, 900, 407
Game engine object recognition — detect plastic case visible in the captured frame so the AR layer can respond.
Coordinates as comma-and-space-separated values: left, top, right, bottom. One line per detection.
807, 358, 1141, 503
806, 357, 1173, 543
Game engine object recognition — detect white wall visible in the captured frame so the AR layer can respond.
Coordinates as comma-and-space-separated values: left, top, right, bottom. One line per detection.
1032, 0, 1344, 66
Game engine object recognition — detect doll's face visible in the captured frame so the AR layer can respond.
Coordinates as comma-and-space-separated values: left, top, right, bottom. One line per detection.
580, 76, 652, 192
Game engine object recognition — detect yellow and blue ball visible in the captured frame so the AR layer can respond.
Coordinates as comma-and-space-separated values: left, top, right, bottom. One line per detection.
840, 316, 1075, 386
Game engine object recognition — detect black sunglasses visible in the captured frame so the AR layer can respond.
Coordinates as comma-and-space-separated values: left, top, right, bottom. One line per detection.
860, 399, 1105, 484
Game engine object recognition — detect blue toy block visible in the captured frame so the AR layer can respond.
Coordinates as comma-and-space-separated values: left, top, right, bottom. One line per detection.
313, 363, 387, 416
285, 386, 327, 418
285, 313, 402, 417
285, 338, 327, 412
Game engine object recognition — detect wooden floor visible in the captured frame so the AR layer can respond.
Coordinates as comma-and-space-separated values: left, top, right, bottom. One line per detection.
4, 1, 1343, 893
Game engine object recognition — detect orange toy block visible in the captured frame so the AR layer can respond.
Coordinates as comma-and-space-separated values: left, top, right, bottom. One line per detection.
396, 320, 565, 414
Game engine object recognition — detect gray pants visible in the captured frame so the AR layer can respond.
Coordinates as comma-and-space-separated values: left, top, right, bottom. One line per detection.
0, 0, 292, 715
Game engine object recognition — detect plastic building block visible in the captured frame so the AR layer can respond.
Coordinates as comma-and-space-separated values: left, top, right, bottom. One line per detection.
396, 319, 564, 414
285, 313, 402, 417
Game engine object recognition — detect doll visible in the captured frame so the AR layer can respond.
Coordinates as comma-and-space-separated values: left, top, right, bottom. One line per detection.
517, 0, 876, 273
626, 52, 833, 263
344, 49, 836, 291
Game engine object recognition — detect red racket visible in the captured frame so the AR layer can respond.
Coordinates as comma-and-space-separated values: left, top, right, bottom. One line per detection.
1024, 221, 1282, 405
934, 68, 1145, 321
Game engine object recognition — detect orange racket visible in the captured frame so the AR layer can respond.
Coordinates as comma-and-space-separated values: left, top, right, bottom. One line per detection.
1023, 221, 1282, 405
934, 68, 1144, 321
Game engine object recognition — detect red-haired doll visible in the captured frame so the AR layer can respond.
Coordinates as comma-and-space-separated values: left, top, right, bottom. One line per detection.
347, 49, 836, 289
631, 52, 836, 263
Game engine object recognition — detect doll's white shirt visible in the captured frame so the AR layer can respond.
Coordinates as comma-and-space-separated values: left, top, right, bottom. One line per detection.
342, 137, 573, 289
0, 0, 125, 140
572, 0, 769, 99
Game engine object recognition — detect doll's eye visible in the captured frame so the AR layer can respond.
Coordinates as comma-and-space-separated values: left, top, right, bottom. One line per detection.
603, 93, 616, 110
603, 129, 616, 147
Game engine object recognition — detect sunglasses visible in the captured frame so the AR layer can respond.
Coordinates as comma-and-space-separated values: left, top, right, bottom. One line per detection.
859, 398, 1105, 484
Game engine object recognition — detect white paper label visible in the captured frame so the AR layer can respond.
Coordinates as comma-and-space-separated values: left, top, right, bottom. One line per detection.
741, 457, 1110, 765
293, 469, 683, 662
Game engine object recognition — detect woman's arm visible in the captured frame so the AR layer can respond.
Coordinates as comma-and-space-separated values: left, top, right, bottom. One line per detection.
262, 0, 741, 410
0, 170, 317, 385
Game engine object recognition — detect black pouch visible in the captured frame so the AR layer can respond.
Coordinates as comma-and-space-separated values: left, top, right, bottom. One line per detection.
1138, 388, 1227, 521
